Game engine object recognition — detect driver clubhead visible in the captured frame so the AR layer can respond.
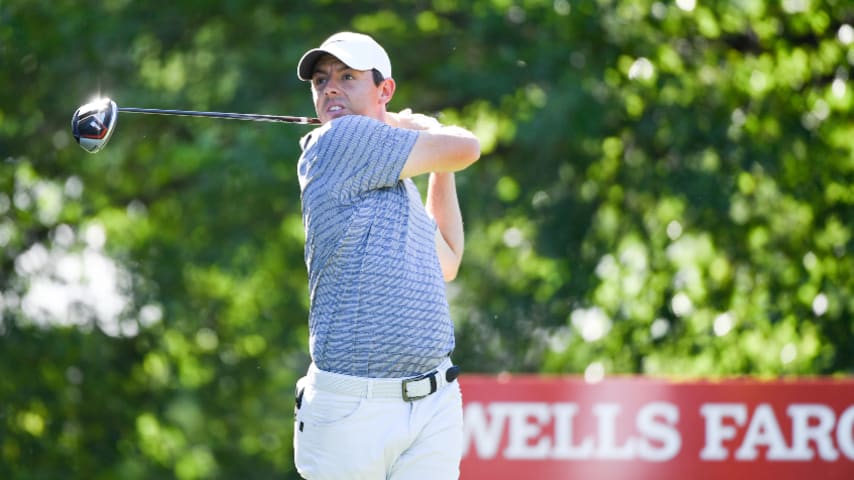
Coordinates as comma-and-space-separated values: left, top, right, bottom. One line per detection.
72, 97, 118, 153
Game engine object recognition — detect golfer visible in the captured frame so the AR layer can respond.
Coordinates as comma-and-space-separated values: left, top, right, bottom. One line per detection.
292, 31, 481, 479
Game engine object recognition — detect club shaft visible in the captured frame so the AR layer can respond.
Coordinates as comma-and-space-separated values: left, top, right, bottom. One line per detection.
118, 107, 320, 124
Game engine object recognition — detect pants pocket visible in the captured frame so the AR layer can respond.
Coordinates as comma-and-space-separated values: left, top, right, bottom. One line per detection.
294, 386, 379, 479
299, 385, 365, 426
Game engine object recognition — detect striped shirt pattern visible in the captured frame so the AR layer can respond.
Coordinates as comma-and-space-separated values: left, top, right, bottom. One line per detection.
298, 115, 455, 378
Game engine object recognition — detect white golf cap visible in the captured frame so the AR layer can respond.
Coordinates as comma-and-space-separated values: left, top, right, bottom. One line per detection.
297, 32, 392, 81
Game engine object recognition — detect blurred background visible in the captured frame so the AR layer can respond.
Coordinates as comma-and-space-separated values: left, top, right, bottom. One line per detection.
1, 0, 852, 478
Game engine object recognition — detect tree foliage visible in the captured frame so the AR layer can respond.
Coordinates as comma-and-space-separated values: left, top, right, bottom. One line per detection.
1, 1, 852, 478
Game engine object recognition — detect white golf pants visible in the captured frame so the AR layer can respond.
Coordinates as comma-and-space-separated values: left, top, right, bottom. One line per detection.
293, 359, 463, 479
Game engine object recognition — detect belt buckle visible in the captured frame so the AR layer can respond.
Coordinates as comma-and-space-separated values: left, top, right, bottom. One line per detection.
401, 370, 438, 402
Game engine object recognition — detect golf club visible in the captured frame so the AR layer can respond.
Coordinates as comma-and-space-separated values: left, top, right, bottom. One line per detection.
72, 97, 321, 153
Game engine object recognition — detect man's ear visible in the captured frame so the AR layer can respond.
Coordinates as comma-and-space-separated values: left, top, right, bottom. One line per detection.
379, 78, 396, 105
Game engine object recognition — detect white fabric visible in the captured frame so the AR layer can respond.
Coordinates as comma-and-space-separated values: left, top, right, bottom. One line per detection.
306, 357, 455, 400
297, 31, 392, 80
294, 361, 463, 479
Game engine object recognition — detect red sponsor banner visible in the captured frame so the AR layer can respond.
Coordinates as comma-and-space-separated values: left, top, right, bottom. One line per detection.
459, 375, 854, 480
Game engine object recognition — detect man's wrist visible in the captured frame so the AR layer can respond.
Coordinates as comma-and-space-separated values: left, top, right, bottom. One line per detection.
392, 109, 442, 131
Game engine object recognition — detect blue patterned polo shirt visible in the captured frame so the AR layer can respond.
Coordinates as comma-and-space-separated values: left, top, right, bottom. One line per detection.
297, 114, 455, 378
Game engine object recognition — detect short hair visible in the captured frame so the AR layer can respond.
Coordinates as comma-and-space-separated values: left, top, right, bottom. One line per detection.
372, 69, 384, 86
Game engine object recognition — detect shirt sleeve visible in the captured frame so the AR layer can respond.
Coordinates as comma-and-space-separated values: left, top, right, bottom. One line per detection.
315, 115, 420, 198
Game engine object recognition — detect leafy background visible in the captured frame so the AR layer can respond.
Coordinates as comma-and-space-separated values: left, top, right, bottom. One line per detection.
1, 0, 852, 478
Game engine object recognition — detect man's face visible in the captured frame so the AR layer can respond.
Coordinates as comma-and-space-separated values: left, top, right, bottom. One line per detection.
310, 55, 387, 124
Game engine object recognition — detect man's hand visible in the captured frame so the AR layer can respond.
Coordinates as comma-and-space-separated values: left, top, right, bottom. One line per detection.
393, 110, 480, 179
387, 108, 442, 131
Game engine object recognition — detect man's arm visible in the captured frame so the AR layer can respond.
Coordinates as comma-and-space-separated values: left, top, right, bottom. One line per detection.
386, 110, 481, 179
427, 172, 464, 281
386, 109, 478, 281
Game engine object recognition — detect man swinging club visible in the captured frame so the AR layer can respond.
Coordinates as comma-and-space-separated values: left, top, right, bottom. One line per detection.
292, 31, 481, 479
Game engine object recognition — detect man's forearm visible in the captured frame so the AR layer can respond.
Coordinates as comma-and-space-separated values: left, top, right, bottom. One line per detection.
387, 109, 481, 179
427, 172, 464, 279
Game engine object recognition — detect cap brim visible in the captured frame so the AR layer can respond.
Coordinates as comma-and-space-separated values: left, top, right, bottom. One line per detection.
297, 49, 328, 81
297, 44, 384, 81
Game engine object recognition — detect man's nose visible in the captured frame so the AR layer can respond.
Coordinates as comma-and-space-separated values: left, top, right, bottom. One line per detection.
324, 79, 339, 95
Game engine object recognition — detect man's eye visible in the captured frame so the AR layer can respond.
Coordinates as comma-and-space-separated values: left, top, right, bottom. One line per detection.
343, 73, 354, 80
313, 77, 327, 86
